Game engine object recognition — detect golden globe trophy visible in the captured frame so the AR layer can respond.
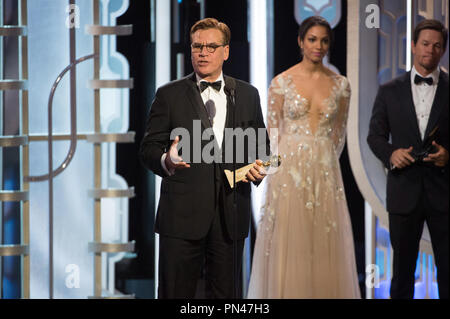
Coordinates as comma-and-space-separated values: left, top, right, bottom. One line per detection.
224, 155, 282, 188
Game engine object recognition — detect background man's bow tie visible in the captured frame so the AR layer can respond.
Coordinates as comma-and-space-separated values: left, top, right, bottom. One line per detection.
414, 74, 433, 85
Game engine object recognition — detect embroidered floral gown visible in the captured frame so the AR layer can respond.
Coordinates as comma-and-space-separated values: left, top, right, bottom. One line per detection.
247, 72, 361, 299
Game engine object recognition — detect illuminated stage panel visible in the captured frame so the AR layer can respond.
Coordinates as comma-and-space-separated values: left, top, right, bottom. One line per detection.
26, 0, 132, 298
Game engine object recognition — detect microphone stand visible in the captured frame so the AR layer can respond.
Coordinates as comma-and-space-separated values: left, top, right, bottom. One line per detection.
231, 90, 238, 300
226, 81, 238, 299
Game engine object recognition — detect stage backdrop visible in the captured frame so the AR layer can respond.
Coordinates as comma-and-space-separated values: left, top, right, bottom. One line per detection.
347, 0, 448, 299
1, 0, 134, 299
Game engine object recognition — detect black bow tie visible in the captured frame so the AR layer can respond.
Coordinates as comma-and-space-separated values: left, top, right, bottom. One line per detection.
414, 74, 433, 86
200, 80, 222, 92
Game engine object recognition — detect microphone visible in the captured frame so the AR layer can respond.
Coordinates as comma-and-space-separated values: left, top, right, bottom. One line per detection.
224, 77, 236, 105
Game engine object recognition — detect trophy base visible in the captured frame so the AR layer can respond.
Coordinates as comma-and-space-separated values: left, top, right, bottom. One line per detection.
224, 163, 254, 188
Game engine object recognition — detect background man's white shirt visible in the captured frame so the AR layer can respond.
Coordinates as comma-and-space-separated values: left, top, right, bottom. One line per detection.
411, 65, 440, 140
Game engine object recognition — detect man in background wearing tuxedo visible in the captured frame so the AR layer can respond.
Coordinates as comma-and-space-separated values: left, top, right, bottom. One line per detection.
140, 18, 269, 298
368, 19, 449, 299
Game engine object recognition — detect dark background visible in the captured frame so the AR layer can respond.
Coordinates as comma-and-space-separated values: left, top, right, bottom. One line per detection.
115, 0, 365, 298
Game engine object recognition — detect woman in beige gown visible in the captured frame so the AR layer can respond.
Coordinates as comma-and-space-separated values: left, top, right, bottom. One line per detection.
247, 16, 360, 298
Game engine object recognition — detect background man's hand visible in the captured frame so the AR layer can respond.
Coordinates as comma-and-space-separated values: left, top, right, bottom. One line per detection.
390, 146, 415, 169
423, 141, 449, 167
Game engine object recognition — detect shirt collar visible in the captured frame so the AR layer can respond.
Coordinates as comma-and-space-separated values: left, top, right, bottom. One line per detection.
411, 65, 440, 86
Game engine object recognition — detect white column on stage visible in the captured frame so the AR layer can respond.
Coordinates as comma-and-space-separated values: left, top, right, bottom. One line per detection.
154, 0, 171, 299
198, 0, 205, 20
365, 202, 376, 299
406, 0, 412, 71
248, 0, 269, 228
247, 0, 270, 295
0, 0, 3, 297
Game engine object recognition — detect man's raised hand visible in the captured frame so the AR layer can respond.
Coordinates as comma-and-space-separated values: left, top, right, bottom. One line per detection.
165, 136, 191, 171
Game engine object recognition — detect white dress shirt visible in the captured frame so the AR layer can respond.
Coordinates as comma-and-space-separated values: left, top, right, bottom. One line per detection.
161, 72, 228, 176
391, 66, 440, 170
411, 65, 440, 140
196, 72, 228, 147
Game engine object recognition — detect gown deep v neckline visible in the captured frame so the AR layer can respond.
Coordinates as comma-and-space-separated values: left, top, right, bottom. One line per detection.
285, 73, 340, 136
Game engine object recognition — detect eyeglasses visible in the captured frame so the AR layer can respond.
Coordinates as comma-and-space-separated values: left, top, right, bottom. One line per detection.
191, 43, 227, 53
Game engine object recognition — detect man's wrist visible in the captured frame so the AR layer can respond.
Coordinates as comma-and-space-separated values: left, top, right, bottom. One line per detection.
161, 153, 175, 176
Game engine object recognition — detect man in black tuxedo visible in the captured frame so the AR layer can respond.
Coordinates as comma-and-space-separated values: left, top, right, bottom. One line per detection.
368, 19, 449, 299
140, 18, 270, 298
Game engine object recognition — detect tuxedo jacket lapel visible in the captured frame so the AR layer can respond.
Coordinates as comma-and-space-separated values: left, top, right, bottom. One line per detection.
222, 75, 236, 151
423, 71, 446, 143
185, 73, 212, 131
401, 72, 423, 144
